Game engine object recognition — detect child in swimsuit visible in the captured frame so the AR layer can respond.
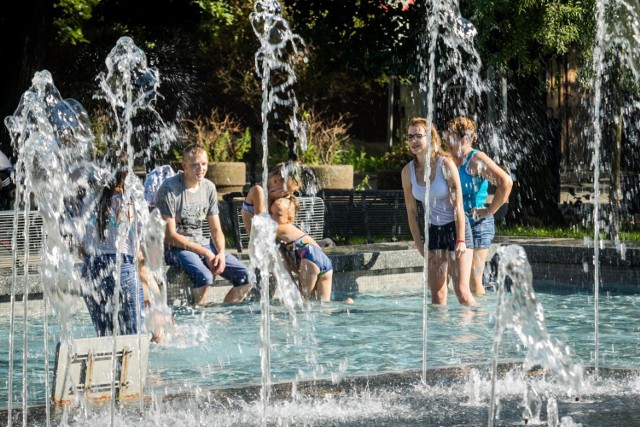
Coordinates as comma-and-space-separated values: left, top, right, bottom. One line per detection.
270, 195, 333, 302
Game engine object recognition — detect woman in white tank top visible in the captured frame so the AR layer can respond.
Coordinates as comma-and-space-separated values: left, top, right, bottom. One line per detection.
401, 117, 475, 305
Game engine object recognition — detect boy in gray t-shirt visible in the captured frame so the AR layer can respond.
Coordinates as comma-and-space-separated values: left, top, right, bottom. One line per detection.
156, 145, 253, 304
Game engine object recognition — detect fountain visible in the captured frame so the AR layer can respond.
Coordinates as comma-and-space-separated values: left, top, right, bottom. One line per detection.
1, 0, 640, 426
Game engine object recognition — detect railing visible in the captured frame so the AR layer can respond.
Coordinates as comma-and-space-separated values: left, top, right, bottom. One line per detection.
318, 189, 424, 243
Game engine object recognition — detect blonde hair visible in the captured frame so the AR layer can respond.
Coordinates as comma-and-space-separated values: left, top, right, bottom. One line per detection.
408, 117, 447, 160
272, 195, 300, 221
445, 117, 478, 144
269, 161, 302, 193
182, 143, 207, 159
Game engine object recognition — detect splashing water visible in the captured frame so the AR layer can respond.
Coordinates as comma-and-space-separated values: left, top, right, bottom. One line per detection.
91, 36, 176, 423
95, 35, 176, 313
4, 69, 100, 426
5, 70, 98, 324
415, 0, 487, 382
250, 0, 307, 158
589, 0, 640, 377
3, 36, 175, 425
522, 383, 542, 425
249, 0, 308, 419
488, 245, 584, 426
95, 36, 177, 164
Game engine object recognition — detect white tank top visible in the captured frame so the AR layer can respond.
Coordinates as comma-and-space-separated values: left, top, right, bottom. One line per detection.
410, 158, 455, 226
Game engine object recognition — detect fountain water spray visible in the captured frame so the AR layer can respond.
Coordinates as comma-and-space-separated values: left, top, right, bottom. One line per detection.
589, 0, 640, 377
93, 36, 176, 423
3, 36, 175, 426
249, 0, 307, 417
417, 0, 486, 382
488, 245, 583, 426
5, 70, 99, 426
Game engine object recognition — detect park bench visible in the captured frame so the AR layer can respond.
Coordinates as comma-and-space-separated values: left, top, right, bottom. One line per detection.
0, 210, 44, 273
318, 189, 424, 243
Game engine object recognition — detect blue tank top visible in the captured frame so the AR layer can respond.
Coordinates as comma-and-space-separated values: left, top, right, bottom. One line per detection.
459, 149, 489, 212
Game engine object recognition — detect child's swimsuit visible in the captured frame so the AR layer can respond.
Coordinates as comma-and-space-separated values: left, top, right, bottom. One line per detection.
242, 201, 255, 214
278, 231, 333, 275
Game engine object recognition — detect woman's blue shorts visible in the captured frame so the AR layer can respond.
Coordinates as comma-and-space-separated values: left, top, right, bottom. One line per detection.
468, 214, 495, 249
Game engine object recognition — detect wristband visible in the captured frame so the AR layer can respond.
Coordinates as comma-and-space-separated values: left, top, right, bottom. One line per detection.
455, 239, 466, 243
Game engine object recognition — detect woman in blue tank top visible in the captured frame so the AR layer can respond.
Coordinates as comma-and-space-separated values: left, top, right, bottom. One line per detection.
401, 117, 475, 306
444, 117, 513, 296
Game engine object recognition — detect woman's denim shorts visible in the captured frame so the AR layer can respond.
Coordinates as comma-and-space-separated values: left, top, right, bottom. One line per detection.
469, 214, 495, 249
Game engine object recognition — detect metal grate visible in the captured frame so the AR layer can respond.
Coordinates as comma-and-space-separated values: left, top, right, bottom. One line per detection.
224, 195, 325, 252
0, 210, 44, 268
319, 190, 366, 239
53, 334, 150, 404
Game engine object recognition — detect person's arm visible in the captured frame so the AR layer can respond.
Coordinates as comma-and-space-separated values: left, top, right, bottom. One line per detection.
207, 214, 226, 275
138, 253, 160, 307
401, 164, 425, 257
469, 152, 513, 218
443, 157, 466, 258
275, 224, 298, 274
242, 184, 265, 232
163, 215, 218, 273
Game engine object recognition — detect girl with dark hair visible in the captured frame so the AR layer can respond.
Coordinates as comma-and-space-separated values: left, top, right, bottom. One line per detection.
242, 161, 303, 232
81, 152, 144, 336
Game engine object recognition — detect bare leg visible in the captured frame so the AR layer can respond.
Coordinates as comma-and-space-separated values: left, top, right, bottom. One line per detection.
314, 271, 333, 302
138, 259, 160, 306
223, 283, 254, 303
190, 285, 210, 306
428, 250, 449, 304
470, 248, 488, 296
449, 250, 476, 305
298, 259, 321, 300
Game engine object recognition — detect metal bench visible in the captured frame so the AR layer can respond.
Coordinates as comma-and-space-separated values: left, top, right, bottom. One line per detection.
319, 189, 424, 243
0, 210, 44, 272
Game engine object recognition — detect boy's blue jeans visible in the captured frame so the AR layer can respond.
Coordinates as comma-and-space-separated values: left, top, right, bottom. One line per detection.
164, 243, 252, 288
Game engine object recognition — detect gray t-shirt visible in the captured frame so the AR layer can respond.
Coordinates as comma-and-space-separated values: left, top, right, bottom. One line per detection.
156, 172, 218, 245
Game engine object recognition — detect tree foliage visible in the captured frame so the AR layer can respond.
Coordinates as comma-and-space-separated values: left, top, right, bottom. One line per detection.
465, 0, 596, 77
53, 0, 102, 45
2, 0, 605, 148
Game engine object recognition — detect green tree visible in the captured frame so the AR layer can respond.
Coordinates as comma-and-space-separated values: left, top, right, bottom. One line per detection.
53, 0, 101, 45
465, 0, 596, 79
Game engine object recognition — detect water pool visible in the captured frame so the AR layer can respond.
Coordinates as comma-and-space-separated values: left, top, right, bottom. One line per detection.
2, 281, 640, 410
